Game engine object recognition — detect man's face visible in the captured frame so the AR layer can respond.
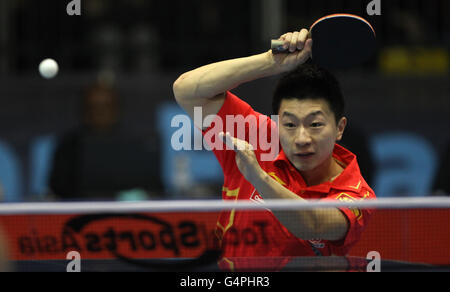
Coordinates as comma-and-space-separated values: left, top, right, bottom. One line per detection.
278, 98, 347, 173
85, 89, 118, 130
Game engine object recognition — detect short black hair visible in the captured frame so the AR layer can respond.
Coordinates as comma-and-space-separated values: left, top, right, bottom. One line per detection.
272, 63, 345, 123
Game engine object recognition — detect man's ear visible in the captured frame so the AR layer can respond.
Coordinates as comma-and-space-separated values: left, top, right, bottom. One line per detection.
336, 117, 347, 142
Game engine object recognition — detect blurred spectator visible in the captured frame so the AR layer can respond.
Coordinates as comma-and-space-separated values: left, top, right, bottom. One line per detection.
49, 82, 163, 201
433, 141, 450, 196
339, 126, 375, 186
389, 10, 431, 45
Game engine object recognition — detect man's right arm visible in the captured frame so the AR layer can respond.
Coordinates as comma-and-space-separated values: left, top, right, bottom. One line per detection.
172, 29, 312, 129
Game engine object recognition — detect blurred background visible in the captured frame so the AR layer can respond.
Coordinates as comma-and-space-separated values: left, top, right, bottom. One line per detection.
0, 0, 448, 202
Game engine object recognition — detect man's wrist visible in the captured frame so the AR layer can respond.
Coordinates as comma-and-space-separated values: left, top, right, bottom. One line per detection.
259, 51, 284, 76
249, 167, 271, 190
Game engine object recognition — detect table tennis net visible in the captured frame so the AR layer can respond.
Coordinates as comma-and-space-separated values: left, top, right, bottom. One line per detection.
0, 198, 449, 272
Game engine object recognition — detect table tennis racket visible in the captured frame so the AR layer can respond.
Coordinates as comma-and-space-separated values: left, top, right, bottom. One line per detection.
271, 14, 377, 69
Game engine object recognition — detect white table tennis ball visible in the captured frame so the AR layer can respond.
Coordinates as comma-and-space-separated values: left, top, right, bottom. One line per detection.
39, 58, 59, 79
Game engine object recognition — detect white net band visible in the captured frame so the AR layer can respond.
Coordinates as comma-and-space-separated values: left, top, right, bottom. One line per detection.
0, 197, 449, 215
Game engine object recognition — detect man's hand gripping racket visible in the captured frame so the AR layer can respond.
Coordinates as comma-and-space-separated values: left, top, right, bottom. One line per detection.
269, 28, 313, 72
271, 14, 377, 69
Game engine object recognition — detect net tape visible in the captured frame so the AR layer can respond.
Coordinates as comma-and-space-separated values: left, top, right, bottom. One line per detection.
1, 197, 449, 272
0, 197, 449, 215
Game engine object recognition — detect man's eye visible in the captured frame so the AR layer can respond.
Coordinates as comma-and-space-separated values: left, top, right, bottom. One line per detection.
283, 123, 296, 128
311, 122, 324, 128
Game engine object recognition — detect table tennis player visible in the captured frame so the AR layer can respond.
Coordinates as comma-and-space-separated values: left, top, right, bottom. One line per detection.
173, 28, 376, 267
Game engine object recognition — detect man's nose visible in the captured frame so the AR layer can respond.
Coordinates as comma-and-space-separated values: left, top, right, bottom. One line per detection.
294, 127, 312, 146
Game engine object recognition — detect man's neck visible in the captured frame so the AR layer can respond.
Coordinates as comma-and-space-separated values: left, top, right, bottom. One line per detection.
301, 156, 345, 187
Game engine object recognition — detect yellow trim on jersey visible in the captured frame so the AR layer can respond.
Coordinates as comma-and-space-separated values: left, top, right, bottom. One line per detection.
216, 209, 236, 238
267, 172, 287, 186
336, 192, 363, 221
216, 187, 240, 241
348, 180, 362, 190
219, 257, 235, 272
222, 187, 240, 198
362, 191, 371, 199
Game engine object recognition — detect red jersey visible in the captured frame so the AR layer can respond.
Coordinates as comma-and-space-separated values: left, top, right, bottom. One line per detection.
202, 92, 376, 270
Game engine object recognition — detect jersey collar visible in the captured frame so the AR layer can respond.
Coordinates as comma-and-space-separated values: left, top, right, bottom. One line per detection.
274, 144, 363, 194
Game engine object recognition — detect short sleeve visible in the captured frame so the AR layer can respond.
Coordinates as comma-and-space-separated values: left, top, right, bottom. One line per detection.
326, 190, 376, 255
202, 91, 279, 176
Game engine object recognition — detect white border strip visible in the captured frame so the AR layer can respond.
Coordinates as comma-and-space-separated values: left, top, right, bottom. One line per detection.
0, 197, 449, 215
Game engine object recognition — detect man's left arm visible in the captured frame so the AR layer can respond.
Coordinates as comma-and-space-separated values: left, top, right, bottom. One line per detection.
251, 168, 349, 241
220, 132, 348, 241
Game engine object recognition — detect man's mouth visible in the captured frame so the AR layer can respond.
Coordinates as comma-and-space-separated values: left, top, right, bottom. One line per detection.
294, 152, 315, 158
